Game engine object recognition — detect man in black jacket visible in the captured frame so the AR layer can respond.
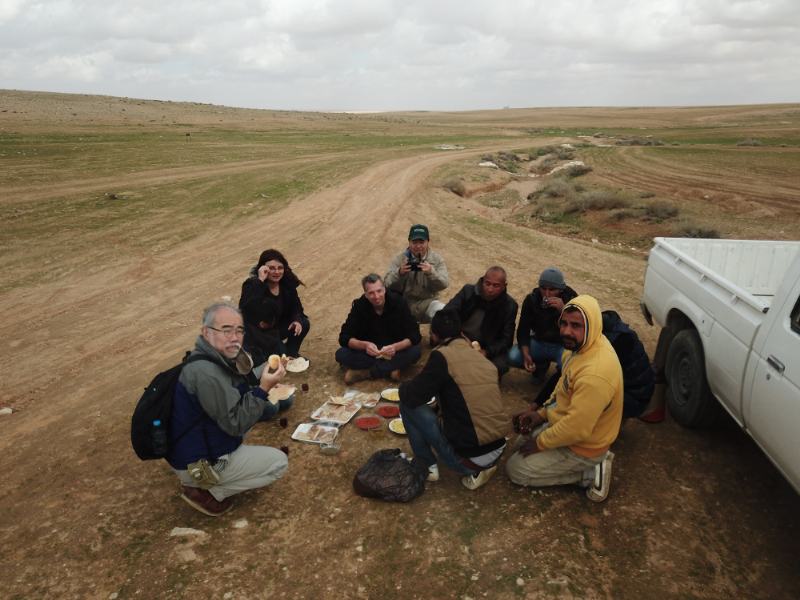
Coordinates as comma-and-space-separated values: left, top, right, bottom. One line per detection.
335, 274, 422, 384
443, 266, 518, 377
507, 267, 578, 384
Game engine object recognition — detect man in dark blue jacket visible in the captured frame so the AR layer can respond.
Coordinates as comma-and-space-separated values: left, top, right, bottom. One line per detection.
336, 274, 422, 384
168, 302, 289, 517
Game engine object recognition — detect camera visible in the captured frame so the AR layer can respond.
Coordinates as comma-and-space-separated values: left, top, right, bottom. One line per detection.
408, 256, 423, 271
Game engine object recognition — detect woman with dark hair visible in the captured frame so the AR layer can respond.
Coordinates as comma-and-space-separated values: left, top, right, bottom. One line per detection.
239, 295, 294, 421
240, 249, 310, 358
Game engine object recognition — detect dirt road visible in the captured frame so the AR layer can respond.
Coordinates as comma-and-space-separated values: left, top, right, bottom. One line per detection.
2, 120, 800, 599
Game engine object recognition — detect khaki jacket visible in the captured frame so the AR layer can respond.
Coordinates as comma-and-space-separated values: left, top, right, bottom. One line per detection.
385, 248, 448, 320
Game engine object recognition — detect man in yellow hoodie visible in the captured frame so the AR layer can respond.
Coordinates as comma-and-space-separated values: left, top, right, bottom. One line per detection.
505, 295, 623, 502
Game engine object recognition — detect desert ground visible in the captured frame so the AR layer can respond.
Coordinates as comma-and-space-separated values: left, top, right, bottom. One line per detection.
1, 90, 800, 600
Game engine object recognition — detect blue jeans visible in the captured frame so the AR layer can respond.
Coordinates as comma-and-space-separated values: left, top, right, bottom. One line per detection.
335, 346, 422, 378
507, 340, 565, 373
278, 316, 310, 358
398, 403, 477, 476
257, 395, 294, 422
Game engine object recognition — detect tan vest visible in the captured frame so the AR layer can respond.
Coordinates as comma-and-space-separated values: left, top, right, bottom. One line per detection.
437, 339, 510, 445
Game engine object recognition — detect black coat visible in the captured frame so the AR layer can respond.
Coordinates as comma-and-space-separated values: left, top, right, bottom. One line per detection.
338, 289, 422, 348
443, 278, 518, 359
240, 271, 306, 326
516, 285, 579, 347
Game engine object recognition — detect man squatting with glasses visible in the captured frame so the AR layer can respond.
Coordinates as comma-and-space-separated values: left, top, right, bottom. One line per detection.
167, 302, 290, 516
505, 295, 623, 502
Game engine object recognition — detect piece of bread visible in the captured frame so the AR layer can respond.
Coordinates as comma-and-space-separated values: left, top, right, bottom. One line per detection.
471, 341, 481, 350
268, 354, 281, 370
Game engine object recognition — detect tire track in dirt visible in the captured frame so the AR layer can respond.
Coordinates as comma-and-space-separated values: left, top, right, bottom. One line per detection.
592, 147, 800, 215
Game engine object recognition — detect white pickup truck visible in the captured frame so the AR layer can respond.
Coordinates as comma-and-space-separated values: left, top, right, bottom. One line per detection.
640, 237, 800, 494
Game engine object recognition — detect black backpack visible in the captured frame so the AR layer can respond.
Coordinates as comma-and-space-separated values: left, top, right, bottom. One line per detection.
131, 352, 212, 461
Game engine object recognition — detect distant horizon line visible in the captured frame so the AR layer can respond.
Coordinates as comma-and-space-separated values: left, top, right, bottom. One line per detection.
2, 87, 799, 113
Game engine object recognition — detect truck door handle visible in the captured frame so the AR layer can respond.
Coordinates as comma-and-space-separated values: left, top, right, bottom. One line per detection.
767, 355, 785, 374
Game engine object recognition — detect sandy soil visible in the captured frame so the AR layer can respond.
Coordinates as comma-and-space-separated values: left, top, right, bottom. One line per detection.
1, 93, 800, 600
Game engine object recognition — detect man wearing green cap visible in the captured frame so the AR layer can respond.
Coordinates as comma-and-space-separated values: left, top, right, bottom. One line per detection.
385, 224, 449, 324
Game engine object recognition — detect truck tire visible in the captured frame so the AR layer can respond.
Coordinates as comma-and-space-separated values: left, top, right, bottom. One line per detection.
665, 329, 720, 427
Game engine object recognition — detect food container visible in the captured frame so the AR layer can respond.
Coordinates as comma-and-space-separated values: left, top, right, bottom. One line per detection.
389, 418, 406, 435
310, 399, 361, 424
291, 423, 338, 444
319, 441, 341, 455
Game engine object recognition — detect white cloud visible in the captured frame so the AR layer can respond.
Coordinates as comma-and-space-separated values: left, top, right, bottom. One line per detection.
0, 0, 798, 109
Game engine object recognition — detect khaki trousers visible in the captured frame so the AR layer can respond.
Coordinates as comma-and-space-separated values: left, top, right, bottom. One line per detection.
175, 443, 288, 501
505, 423, 604, 488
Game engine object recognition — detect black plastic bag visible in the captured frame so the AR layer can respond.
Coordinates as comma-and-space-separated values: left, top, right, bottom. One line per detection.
353, 449, 427, 502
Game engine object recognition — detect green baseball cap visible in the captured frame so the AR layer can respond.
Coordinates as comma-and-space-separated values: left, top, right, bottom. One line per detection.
408, 224, 429, 241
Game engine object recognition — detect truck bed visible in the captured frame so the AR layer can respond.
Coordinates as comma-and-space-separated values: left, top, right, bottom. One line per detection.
662, 239, 800, 307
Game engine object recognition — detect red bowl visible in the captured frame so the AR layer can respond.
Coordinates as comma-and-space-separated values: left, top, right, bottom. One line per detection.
377, 406, 400, 418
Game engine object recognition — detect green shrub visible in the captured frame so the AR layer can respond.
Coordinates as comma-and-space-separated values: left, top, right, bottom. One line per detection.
737, 139, 762, 147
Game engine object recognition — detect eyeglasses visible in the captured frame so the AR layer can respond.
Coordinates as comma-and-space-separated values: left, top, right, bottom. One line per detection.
207, 326, 246, 338
266, 266, 284, 272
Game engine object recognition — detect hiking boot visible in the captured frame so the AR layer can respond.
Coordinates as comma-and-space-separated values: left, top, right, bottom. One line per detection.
181, 486, 232, 517
390, 369, 402, 382
586, 451, 615, 502
462, 466, 497, 490
344, 369, 371, 385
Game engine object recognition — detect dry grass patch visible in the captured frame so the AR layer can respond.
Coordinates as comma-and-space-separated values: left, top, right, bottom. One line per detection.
672, 217, 722, 238
737, 139, 762, 146
564, 164, 593, 178
442, 176, 467, 197
645, 199, 679, 218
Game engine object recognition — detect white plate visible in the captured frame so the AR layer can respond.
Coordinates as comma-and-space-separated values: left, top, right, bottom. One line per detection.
310, 400, 361, 424
428, 396, 436, 405
388, 418, 406, 435
381, 388, 400, 402
291, 423, 338, 444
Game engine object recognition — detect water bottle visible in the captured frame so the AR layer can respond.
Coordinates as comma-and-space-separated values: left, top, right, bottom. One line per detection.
152, 420, 168, 455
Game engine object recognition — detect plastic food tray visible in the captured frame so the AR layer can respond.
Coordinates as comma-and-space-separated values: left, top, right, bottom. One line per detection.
310, 400, 361, 424
291, 423, 338, 444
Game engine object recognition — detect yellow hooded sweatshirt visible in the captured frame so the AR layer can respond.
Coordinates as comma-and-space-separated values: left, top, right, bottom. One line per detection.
536, 295, 623, 457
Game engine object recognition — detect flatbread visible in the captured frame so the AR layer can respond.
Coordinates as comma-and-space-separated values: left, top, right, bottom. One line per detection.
267, 386, 296, 404
286, 357, 309, 372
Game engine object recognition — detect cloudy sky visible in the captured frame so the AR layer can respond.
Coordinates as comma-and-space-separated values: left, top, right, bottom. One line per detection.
1, 0, 798, 111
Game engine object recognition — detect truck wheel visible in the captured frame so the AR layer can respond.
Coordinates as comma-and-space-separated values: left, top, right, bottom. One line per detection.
665, 329, 720, 427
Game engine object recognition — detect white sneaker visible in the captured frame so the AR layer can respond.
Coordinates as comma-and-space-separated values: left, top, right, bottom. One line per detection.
586, 451, 614, 502
461, 466, 497, 490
